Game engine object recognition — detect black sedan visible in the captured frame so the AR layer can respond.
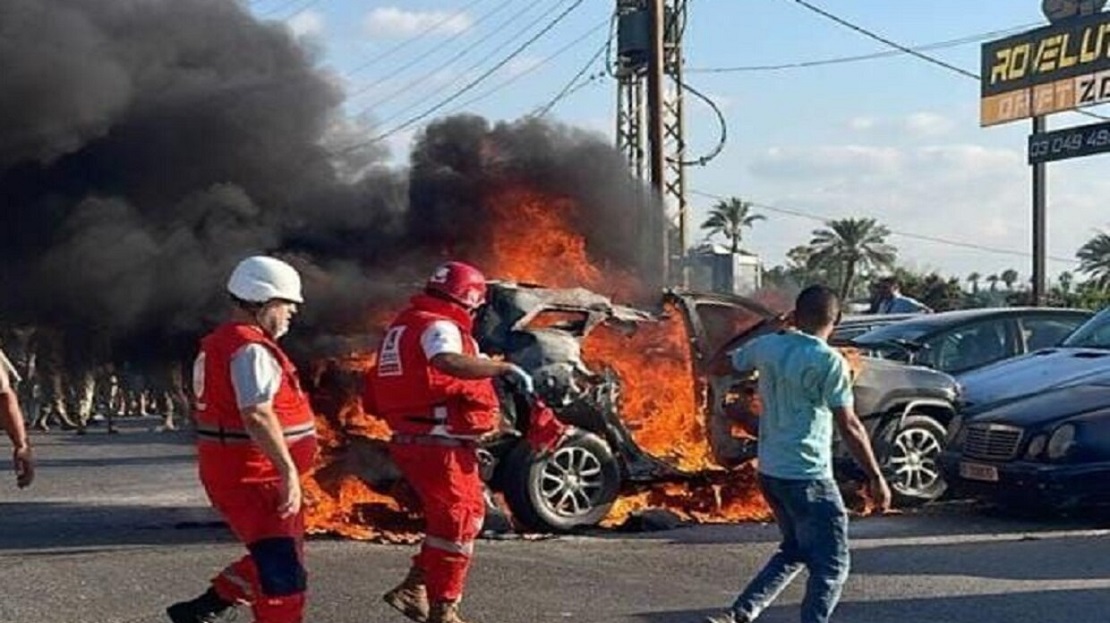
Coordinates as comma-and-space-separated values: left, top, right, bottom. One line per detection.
848, 307, 1092, 376
939, 382, 1110, 511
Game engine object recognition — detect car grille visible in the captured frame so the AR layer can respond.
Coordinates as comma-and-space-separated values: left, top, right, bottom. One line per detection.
963, 424, 1023, 461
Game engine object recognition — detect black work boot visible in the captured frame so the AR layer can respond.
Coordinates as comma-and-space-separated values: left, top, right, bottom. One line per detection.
166, 587, 235, 623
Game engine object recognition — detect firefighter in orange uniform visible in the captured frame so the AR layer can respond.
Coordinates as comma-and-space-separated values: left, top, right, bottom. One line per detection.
168, 256, 317, 623
371, 261, 533, 623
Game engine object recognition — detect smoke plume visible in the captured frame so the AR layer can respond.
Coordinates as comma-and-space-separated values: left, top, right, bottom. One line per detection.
0, 0, 656, 364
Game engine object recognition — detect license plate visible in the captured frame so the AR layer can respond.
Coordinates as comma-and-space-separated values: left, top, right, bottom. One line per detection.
959, 461, 999, 482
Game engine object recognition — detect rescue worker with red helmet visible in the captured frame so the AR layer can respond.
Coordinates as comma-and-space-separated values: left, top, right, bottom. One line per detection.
168, 256, 317, 623
370, 261, 532, 623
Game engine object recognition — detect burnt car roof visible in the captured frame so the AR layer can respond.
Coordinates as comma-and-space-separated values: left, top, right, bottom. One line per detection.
485, 282, 657, 328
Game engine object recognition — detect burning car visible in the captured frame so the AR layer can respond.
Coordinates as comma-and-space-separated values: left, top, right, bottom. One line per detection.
307, 282, 961, 537
475, 282, 962, 527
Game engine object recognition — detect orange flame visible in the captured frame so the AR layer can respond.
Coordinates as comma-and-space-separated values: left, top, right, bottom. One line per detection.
305, 185, 774, 538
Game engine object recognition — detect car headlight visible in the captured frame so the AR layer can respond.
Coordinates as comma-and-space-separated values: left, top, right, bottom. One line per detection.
1046, 424, 1077, 460
1025, 433, 1048, 459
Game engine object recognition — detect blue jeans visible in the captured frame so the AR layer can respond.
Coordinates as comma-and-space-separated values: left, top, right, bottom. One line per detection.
732, 475, 850, 623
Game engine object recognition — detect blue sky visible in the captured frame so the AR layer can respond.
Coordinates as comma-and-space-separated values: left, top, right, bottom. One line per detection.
250, 0, 1110, 283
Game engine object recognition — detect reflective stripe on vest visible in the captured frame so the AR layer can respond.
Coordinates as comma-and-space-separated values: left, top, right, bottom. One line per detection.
196, 422, 316, 445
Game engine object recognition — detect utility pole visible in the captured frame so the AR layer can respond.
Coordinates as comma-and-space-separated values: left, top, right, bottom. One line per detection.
615, 0, 688, 286
1032, 115, 1047, 305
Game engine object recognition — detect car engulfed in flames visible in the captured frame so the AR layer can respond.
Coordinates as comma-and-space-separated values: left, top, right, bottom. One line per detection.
303, 281, 780, 538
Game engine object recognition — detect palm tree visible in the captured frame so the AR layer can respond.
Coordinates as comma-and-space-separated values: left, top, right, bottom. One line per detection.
700, 197, 766, 254
1059, 271, 1074, 294
1001, 269, 1019, 290
807, 217, 897, 300
987, 274, 1000, 292
1078, 231, 1110, 290
966, 272, 981, 294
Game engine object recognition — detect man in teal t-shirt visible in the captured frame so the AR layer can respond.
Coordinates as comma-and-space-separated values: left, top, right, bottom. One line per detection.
705, 285, 891, 623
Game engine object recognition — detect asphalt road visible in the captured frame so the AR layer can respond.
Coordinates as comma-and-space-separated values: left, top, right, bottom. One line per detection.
3, 420, 1110, 623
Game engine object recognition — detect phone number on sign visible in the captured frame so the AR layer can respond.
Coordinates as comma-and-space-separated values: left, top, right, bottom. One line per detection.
1028, 124, 1110, 164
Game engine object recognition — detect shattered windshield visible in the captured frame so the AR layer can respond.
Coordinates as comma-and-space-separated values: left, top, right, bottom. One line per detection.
1062, 309, 1110, 349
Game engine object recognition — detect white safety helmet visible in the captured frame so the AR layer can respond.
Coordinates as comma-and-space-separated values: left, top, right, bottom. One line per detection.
226, 256, 304, 304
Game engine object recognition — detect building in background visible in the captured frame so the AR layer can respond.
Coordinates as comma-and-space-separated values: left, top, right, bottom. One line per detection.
686, 243, 762, 296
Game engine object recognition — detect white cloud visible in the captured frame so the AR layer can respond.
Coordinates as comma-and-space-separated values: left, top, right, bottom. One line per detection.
288, 10, 325, 38
847, 116, 876, 131
503, 55, 543, 77
749, 145, 903, 179
734, 141, 1100, 278
363, 8, 472, 38
904, 112, 956, 138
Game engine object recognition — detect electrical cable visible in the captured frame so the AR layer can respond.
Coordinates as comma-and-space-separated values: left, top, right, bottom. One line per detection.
687, 23, 1040, 73
346, 0, 519, 101
344, 0, 493, 79
690, 189, 1080, 265
531, 23, 612, 118
340, 0, 587, 150
785, 0, 1110, 122
674, 79, 726, 166
362, 0, 575, 116
280, 0, 324, 22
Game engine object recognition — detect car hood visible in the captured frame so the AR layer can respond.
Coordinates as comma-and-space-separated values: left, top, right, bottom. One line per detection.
957, 347, 1110, 410
967, 383, 1110, 428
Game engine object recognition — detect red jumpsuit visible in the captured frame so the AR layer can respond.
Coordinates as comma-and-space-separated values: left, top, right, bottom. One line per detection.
194, 323, 318, 623
370, 294, 499, 602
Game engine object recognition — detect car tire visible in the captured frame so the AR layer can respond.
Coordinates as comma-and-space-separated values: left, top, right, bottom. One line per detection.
500, 430, 621, 532
881, 414, 948, 506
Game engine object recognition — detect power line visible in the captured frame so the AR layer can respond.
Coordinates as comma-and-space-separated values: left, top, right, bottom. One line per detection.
675, 80, 726, 166
363, 0, 574, 118
689, 189, 1079, 265
532, 25, 611, 118
344, 0, 494, 79
258, 0, 307, 18
342, 0, 587, 150
346, 0, 519, 101
786, 0, 978, 79
280, 0, 324, 21
454, 20, 608, 115
687, 24, 1039, 74
785, 0, 1110, 122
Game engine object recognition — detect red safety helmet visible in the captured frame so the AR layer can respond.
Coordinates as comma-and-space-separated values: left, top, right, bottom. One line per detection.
425, 261, 488, 310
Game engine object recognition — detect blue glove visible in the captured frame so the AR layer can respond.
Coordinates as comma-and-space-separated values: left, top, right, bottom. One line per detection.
503, 363, 535, 394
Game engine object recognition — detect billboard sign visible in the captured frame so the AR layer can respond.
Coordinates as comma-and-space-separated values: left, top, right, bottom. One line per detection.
1027, 118, 1110, 162
981, 8, 1110, 126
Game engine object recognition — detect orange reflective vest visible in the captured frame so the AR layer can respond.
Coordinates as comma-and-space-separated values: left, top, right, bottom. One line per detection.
370, 295, 499, 439
193, 322, 317, 485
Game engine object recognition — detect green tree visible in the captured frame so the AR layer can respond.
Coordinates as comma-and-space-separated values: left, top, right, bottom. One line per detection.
699, 197, 765, 254
987, 274, 1000, 292
1001, 269, 1019, 290
966, 272, 981, 294
1059, 271, 1074, 294
1077, 231, 1110, 290
807, 217, 897, 301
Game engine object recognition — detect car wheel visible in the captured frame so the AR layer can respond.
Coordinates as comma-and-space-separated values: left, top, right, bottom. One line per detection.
500, 430, 621, 532
882, 414, 948, 506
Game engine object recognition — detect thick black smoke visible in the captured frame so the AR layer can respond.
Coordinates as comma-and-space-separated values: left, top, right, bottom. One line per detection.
0, 0, 656, 366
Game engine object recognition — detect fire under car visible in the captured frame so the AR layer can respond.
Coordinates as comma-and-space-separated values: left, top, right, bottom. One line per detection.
316, 282, 962, 534
471, 283, 963, 530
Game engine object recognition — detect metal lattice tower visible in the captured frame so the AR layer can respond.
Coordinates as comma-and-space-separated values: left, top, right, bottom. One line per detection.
614, 0, 687, 284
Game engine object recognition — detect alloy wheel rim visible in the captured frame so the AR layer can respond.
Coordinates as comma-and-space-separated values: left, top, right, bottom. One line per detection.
539, 446, 605, 517
888, 427, 942, 496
